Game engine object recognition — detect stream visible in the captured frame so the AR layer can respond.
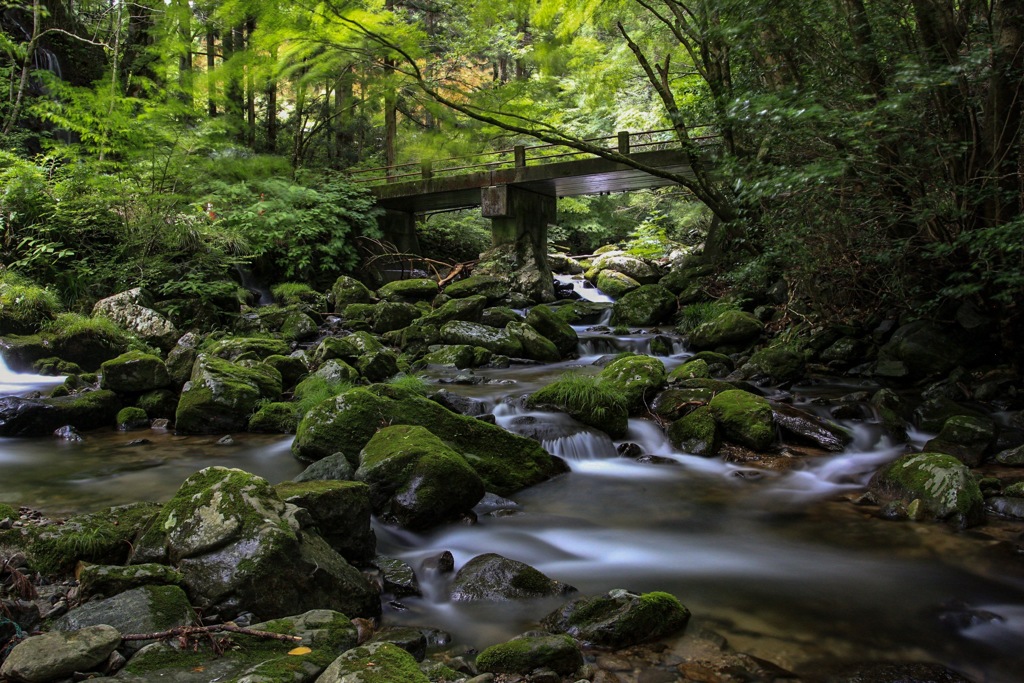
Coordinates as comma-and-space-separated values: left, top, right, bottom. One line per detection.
1, 293, 1023, 681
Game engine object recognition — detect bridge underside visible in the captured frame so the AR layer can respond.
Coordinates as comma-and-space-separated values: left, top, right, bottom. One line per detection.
373, 149, 695, 214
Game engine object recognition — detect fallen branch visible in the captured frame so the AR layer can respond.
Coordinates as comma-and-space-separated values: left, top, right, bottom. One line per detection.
121, 624, 302, 643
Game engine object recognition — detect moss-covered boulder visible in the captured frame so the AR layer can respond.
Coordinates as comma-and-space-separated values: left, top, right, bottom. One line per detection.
130, 467, 380, 620
371, 301, 423, 334
743, 345, 806, 384
542, 589, 691, 648
708, 390, 775, 451
77, 562, 184, 599
687, 309, 763, 352
597, 270, 641, 298
475, 632, 583, 676
652, 387, 716, 421
281, 309, 319, 342
136, 389, 177, 421
586, 252, 661, 284
506, 321, 561, 362
443, 275, 507, 302
116, 406, 149, 430
0, 389, 121, 437
206, 337, 290, 363
869, 452, 984, 527
318, 641, 429, 683
420, 344, 492, 369
353, 425, 485, 530
263, 353, 308, 390
274, 480, 375, 564
0, 625, 120, 683
165, 331, 201, 387
175, 354, 283, 434
610, 284, 677, 327
526, 372, 629, 439
295, 452, 356, 482
482, 305, 525, 328
248, 401, 299, 433
668, 406, 721, 456
449, 553, 575, 602
92, 288, 179, 350
415, 294, 487, 329
378, 278, 439, 302
596, 354, 667, 414
47, 316, 132, 371
312, 335, 361, 366
525, 304, 578, 358
332, 275, 375, 312
877, 320, 964, 379
923, 415, 996, 467
54, 585, 195, 652
440, 320, 523, 357
100, 351, 169, 393
669, 358, 710, 381
294, 385, 567, 494
772, 403, 852, 452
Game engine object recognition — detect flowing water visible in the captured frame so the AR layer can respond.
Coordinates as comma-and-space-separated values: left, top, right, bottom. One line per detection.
1, 323, 1023, 681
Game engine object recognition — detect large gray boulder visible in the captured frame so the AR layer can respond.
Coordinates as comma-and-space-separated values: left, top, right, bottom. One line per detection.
174, 354, 282, 434
0, 390, 120, 437
274, 479, 376, 564
93, 288, 179, 350
439, 320, 523, 357
449, 553, 575, 602
1, 625, 120, 683
542, 588, 691, 648
586, 252, 661, 284
869, 453, 984, 527
130, 467, 380, 621
687, 309, 763, 352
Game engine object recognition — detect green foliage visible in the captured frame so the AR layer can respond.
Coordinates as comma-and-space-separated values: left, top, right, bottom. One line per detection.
385, 373, 431, 396
415, 211, 491, 263
0, 271, 62, 332
535, 371, 627, 424
42, 312, 130, 345
676, 301, 740, 334
270, 282, 321, 306
206, 172, 380, 289
292, 375, 354, 417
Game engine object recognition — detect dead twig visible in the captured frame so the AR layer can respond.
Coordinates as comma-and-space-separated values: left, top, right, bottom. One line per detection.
121, 624, 302, 643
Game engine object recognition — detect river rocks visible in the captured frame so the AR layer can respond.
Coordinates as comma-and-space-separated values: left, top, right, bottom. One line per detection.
165, 332, 200, 387
476, 241, 555, 304
274, 480, 376, 564
332, 275, 375, 312
0, 390, 120, 436
450, 553, 575, 602
806, 661, 973, 683
372, 301, 422, 333
542, 589, 691, 648
0, 624, 120, 683
525, 304, 579, 358
687, 309, 763, 352
54, 585, 195, 652
610, 284, 677, 326
130, 467, 380, 621
869, 453, 984, 527
77, 562, 184, 599
293, 385, 567, 495
923, 415, 996, 467
175, 354, 282, 434
597, 354, 667, 414
421, 344, 492, 369
527, 372, 629, 439
985, 496, 1024, 519
92, 288, 179, 350
597, 269, 641, 298
416, 295, 487, 328
586, 252, 661, 285
318, 641, 429, 683
995, 444, 1024, 466
100, 351, 170, 393
772, 403, 852, 452
742, 345, 806, 384
475, 632, 583, 676
668, 405, 721, 456
708, 390, 775, 451
877, 320, 965, 379
506, 321, 561, 362
378, 277, 438, 302
207, 336, 291, 362
440, 320, 522, 357
354, 425, 485, 530
444, 275, 508, 303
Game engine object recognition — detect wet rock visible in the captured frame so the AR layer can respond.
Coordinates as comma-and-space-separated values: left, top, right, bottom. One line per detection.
742, 345, 806, 384
294, 452, 356, 482
332, 274, 375, 312
441, 320, 523, 357
422, 550, 456, 574
263, 354, 308, 390
129, 467, 380, 621
174, 355, 282, 434
527, 372, 629, 439
444, 275, 507, 303
804, 660, 972, 682
313, 358, 360, 385
206, 336, 291, 362
587, 252, 662, 285
668, 358, 710, 381
668, 406, 721, 456
429, 389, 490, 416
355, 425, 485, 531
375, 554, 421, 597
54, 425, 83, 441
687, 310, 763, 352
93, 288, 178, 351
0, 624, 120, 683
421, 344, 492, 369
320, 641, 429, 682
475, 632, 583, 676
312, 335, 361, 366
369, 625, 429, 661
507, 321, 561, 362
542, 588, 691, 648
100, 351, 170, 393
597, 269, 641, 297
597, 354, 667, 414
652, 387, 715, 421
274, 480, 376, 564
116, 406, 149, 430
877, 320, 965, 379
772, 403, 852, 452
923, 414, 996, 467
481, 305, 525, 328
869, 453, 984, 527
293, 384, 568, 496
54, 585, 195, 652
709, 390, 775, 451
247, 401, 298, 434
525, 305, 579, 358
372, 301, 422, 334
450, 553, 575, 602
0, 390, 120, 437
610, 284, 677, 326
995, 444, 1024, 466
77, 562, 184, 599
378, 278, 439, 303
986, 496, 1024, 519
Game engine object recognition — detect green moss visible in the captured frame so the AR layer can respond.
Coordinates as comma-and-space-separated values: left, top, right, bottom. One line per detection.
293, 374, 354, 416
668, 358, 710, 381
30, 503, 160, 575
871, 452, 984, 526
675, 301, 739, 334
270, 282, 324, 307
475, 633, 582, 676
385, 373, 431, 396
42, 312, 129, 345
33, 357, 83, 376
708, 389, 775, 450
0, 276, 62, 334
116, 406, 149, 429
668, 405, 721, 456
0, 503, 18, 520
248, 401, 299, 433
526, 371, 629, 438
596, 354, 667, 414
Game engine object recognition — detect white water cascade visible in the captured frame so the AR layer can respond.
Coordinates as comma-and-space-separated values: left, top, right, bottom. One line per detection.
0, 355, 64, 395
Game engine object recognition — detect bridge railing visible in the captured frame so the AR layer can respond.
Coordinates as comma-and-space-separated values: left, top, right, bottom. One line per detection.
348, 127, 718, 187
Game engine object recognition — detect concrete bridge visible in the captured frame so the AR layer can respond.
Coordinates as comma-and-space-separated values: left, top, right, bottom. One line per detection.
353, 129, 714, 299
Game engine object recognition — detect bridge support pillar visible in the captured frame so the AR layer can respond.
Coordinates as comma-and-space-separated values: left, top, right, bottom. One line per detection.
378, 209, 420, 255
477, 185, 556, 303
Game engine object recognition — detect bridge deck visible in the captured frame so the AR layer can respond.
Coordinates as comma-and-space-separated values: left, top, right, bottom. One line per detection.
372, 148, 697, 214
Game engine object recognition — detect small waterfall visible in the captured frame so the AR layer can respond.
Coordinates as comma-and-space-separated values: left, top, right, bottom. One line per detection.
541, 431, 618, 460
554, 274, 613, 303
235, 265, 274, 306
0, 355, 64, 395
33, 47, 62, 80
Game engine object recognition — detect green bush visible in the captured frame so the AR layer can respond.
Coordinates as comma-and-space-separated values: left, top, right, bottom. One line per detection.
0, 272, 62, 333
292, 375, 354, 417
415, 210, 491, 263
675, 301, 740, 334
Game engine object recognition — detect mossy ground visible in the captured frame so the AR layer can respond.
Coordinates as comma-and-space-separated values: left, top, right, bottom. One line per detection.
526, 371, 628, 438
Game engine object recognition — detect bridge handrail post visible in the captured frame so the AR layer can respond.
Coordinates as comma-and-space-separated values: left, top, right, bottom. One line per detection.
617, 131, 630, 155
421, 161, 433, 180
514, 145, 526, 168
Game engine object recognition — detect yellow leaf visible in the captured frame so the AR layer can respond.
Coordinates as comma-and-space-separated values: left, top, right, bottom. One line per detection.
288, 647, 312, 656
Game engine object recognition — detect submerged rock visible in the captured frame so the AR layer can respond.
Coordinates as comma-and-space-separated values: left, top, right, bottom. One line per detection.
0, 390, 120, 437
449, 553, 575, 602
772, 403, 852, 452
542, 588, 691, 648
